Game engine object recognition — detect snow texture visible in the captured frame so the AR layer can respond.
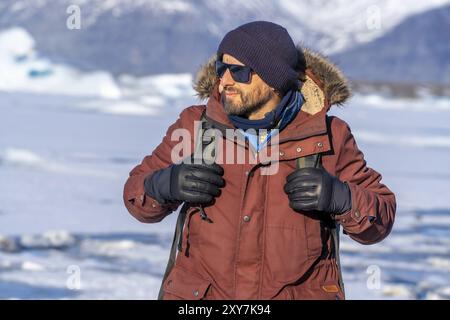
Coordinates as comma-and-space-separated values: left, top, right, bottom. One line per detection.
1, 26, 450, 300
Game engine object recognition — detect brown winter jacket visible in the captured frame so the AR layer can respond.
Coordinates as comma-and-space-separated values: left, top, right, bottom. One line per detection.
123, 48, 396, 300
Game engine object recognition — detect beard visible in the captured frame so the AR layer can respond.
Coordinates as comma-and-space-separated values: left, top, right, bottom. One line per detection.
222, 85, 275, 118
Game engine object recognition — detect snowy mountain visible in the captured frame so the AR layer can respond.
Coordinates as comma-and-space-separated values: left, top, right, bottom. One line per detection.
333, 4, 450, 85
0, 0, 449, 79
279, 0, 450, 53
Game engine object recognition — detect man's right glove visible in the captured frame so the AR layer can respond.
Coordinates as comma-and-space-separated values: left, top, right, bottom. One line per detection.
144, 162, 225, 205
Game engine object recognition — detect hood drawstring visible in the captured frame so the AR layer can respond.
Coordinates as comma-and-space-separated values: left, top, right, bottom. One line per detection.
181, 205, 213, 257
198, 205, 213, 223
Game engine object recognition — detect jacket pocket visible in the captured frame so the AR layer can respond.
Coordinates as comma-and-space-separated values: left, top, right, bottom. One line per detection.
162, 265, 212, 300
290, 259, 345, 300
264, 226, 316, 284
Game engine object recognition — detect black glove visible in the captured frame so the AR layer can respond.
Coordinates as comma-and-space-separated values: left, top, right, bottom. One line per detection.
144, 162, 225, 205
284, 167, 351, 215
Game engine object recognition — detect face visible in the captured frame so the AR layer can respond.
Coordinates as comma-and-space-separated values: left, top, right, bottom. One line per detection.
219, 54, 277, 117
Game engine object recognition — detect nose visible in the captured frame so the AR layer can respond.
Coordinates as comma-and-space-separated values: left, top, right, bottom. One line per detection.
220, 68, 235, 87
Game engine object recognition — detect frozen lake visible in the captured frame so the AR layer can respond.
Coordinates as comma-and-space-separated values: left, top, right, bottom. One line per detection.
1, 89, 450, 299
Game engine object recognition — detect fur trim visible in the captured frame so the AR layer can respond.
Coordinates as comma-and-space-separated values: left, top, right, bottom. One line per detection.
193, 54, 218, 101
302, 47, 351, 106
193, 46, 351, 110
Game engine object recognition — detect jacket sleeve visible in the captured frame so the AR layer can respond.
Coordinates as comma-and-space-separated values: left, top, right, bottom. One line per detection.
123, 105, 204, 223
331, 117, 396, 245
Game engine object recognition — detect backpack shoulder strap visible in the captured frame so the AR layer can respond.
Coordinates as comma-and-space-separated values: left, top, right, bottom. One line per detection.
296, 153, 345, 295
158, 110, 214, 300
157, 201, 189, 299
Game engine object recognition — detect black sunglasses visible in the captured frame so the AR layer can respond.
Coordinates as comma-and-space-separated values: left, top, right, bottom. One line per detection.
215, 60, 253, 83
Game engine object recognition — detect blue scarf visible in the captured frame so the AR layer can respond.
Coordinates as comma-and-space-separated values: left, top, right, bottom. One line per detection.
227, 90, 299, 130
225, 90, 304, 152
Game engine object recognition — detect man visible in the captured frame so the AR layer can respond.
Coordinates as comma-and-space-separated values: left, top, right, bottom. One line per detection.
123, 21, 396, 300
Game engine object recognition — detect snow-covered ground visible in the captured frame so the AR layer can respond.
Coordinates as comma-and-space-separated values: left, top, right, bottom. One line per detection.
330, 94, 450, 300
0, 90, 190, 299
1, 27, 450, 300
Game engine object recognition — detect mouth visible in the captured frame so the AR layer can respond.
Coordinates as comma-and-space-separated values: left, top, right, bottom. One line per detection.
224, 89, 239, 97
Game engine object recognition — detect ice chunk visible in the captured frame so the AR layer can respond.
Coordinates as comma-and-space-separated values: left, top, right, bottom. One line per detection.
19, 231, 76, 249
0, 27, 35, 57
21, 261, 45, 271
382, 284, 415, 299
0, 235, 20, 253
0, 28, 122, 99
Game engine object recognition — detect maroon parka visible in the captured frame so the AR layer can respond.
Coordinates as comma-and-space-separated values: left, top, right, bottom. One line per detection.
123, 48, 396, 300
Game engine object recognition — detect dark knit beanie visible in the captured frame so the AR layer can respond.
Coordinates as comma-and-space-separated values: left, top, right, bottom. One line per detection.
217, 21, 301, 94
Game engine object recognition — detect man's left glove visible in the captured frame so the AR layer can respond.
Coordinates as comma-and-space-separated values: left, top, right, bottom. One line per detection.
284, 167, 352, 215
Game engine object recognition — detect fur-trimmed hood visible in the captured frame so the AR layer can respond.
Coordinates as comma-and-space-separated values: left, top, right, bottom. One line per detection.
193, 46, 351, 115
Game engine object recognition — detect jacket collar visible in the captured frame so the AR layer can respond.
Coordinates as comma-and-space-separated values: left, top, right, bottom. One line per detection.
205, 83, 328, 143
